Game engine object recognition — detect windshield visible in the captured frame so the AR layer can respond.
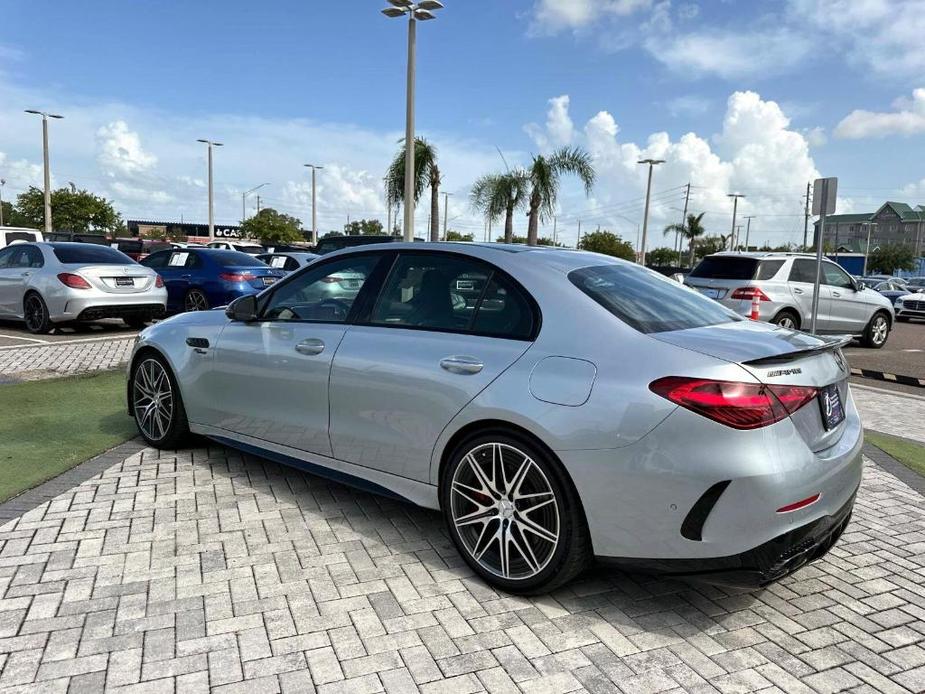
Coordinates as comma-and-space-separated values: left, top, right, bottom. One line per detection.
52, 244, 134, 265
569, 263, 740, 334
689, 256, 760, 280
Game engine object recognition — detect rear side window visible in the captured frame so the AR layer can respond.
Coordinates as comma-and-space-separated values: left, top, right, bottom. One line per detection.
755, 260, 785, 280
569, 264, 739, 334
141, 251, 170, 269
52, 245, 133, 264
789, 259, 818, 283
689, 256, 759, 280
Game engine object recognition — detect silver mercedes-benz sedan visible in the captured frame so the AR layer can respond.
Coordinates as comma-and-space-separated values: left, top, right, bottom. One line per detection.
127, 243, 862, 593
0, 242, 167, 333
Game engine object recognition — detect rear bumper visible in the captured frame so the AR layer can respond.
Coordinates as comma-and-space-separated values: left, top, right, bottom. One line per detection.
52, 289, 167, 322
73, 303, 165, 322
598, 486, 857, 588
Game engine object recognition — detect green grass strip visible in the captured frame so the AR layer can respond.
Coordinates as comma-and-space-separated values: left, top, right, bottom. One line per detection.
866, 430, 925, 478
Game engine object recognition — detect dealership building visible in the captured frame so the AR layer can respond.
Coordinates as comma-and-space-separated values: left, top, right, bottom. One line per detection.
126, 220, 242, 241
813, 201, 925, 255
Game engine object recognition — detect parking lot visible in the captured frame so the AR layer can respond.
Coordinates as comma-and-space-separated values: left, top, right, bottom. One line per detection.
844, 321, 925, 393
0, 320, 140, 349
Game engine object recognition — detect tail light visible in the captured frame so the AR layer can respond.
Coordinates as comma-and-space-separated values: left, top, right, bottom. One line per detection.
219, 272, 257, 282
155, 275, 164, 288
649, 377, 818, 430
57, 273, 92, 290
730, 287, 771, 301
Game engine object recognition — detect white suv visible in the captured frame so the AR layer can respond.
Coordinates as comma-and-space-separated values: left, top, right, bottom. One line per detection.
685, 252, 895, 348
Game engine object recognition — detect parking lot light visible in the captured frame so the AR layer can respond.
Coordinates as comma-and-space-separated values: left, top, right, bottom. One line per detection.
637, 158, 664, 266
25, 110, 64, 235
197, 139, 224, 241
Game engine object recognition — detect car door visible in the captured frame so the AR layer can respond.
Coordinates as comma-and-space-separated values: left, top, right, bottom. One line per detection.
0, 246, 37, 317
329, 251, 536, 482
200, 253, 387, 456
787, 258, 832, 330
0, 246, 22, 315
822, 261, 869, 332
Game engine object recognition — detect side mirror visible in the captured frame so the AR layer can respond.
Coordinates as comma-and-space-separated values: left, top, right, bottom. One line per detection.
226, 294, 258, 322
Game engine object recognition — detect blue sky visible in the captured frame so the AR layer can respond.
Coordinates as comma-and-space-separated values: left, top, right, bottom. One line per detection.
2, 0, 925, 246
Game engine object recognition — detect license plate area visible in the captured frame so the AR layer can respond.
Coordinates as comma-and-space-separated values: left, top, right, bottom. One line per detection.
262, 277, 277, 286
115, 277, 135, 287
818, 383, 845, 430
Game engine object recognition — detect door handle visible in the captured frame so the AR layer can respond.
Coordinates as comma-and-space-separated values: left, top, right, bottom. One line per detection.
832, 291, 841, 298
295, 338, 325, 356
440, 356, 483, 375
793, 288, 804, 294
20, 272, 31, 278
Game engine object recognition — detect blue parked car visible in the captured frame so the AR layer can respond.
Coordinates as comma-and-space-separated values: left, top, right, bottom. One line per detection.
140, 248, 284, 313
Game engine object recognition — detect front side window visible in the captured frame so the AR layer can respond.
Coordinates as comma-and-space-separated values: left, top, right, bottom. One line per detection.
822, 263, 853, 289
141, 251, 170, 269
262, 255, 380, 322
569, 263, 739, 334
789, 259, 818, 284
0, 247, 16, 269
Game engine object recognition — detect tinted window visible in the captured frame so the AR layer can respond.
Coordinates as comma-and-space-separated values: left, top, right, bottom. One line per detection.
689, 256, 759, 280
471, 275, 534, 339
141, 251, 170, 269
262, 255, 380, 322
4, 246, 34, 269
208, 250, 266, 267
822, 262, 853, 289
569, 264, 739, 334
284, 257, 301, 271
232, 244, 263, 255
789, 259, 818, 283
0, 247, 16, 269
756, 260, 785, 280
52, 244, 133, 265
372, 254, 489, 332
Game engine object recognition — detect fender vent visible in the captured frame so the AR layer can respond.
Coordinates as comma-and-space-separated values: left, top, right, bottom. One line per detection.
681, 481, 731, 541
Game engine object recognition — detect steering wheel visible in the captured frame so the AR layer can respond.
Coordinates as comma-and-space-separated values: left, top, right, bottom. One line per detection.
318, 298, 350, 320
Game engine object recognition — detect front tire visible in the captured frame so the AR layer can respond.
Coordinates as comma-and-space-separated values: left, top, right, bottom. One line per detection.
772, 309, 800, 330
130, 353, 189, 448
23, 293, 52, 334
184, 289, 210, 312
862, 311, 890, 349
441, 432, 591, 594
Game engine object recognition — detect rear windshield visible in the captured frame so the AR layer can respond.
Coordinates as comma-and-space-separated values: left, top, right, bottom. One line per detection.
569, 264, 739, 334
232, 244, 263, 254
689, 256, 759, 280
52, 244, 133, 265
211, 250, 268, 267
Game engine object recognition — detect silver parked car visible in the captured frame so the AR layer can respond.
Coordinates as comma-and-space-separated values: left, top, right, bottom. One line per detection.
894, 293, 925, 322
127, 243, 861, 593
0, 242, 167, 333
685, 253, 894, 348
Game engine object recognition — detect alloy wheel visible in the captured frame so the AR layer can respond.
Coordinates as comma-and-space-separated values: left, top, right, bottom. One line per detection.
185, 290, 209, 312
24, 295, 46, 332
450, 442, 560, 581
132, 359, 174, 441
776, 315, 796, 329
871, 315, 888, 345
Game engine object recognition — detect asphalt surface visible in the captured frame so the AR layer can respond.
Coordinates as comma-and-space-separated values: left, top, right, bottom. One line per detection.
0, 318, 140, 348
843, 319, 925, 386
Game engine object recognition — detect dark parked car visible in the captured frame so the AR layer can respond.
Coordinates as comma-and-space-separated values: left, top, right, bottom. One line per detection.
313, 235, 404, 255
44, 231, 109, 245
140, 248, 284, 312
113, 239, 173, 261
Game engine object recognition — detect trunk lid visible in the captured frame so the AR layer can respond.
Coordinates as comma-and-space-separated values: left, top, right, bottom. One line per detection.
652, 320, 852, 451
222, 264, 285, 291
67, 264, 156, 294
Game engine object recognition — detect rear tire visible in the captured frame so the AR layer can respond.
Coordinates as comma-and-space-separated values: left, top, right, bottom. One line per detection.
23, 292, 52, 334
130, 353, 189, 448
184, 289, 209, 312
441, 430, 592, 594
772, 309, 800, 330
862, 311, 890, 349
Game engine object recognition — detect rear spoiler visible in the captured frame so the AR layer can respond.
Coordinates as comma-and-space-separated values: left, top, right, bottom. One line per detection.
743, 335, 852, 366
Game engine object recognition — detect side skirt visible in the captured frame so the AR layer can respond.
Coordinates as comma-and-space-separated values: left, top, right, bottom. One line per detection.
190, 423, 441, 510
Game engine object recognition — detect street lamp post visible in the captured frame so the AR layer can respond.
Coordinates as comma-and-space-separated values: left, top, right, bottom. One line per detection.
0, 178, 5, 227
637, 158, 664, 265
727, 193, 745, 250
862, 222, 878, 276
304, 164, 324, 245
381, 0, 444, 242
242, 183, 270, 223
743, 215, 755, 251
197, 139, 223, 240
24, 110, 64, 234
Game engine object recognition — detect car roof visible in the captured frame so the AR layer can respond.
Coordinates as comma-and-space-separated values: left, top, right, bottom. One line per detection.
707, 251, 814, 259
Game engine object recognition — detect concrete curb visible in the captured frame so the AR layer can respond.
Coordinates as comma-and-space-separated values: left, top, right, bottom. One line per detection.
851, 367, 925, 389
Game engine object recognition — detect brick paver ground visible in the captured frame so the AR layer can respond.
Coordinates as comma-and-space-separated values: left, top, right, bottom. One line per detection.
0, 444, 922, 694
0, 339, 135, 383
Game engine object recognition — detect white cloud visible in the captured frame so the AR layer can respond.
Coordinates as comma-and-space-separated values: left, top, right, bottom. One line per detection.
524, 95, 574, 151
96, 121, 157, 175
666, 95, 712, 118
834, 88, 925, 139
788, 0, 925, 77
528, 0, 652, 34
0, 152, 43, 190
803, 127, 827, 147
648, 28, 811, 79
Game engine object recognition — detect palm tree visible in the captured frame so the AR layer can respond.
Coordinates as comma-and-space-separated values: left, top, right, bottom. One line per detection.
385, 137, 441, 241
470, 170, 529, 244
525, 147, 595, 246
663, 212, 706, 266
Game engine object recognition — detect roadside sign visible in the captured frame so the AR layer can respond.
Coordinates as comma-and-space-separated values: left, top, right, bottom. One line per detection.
812, 177, 837, 216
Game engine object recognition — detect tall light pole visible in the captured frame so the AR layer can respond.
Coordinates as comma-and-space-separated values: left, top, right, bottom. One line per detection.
304, 164, 324, 245
442, 191, 453, 240
24, 110, 63, 234
381, 0, 444, 242
197, 139, 223, 240
743, 215, 755, 251
637, 159, 664, 265
0, 178, 5, 227
727, 193, 745, 250
862, 222, 878, 276
242, 183, 270, 223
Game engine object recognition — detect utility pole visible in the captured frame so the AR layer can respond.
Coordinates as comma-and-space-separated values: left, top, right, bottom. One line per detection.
679, 182, 690, 265
743, 216, 755, 251
0, 178, 5, 226
387, 201, 392, 236
862, 222, 877, 276
304, 164, 323, 246
442, 191, 452, 240
242, 183, 269, 223
803, 182, 811, 251
553, 216, 557, 245
728, 193, 745, 251
256, 195, 262, 215
637, 158, 665, 265
196, 139, 223, 240
734, 225, 743, 251
577, 219, 582, 248
25, 110, 64, 234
